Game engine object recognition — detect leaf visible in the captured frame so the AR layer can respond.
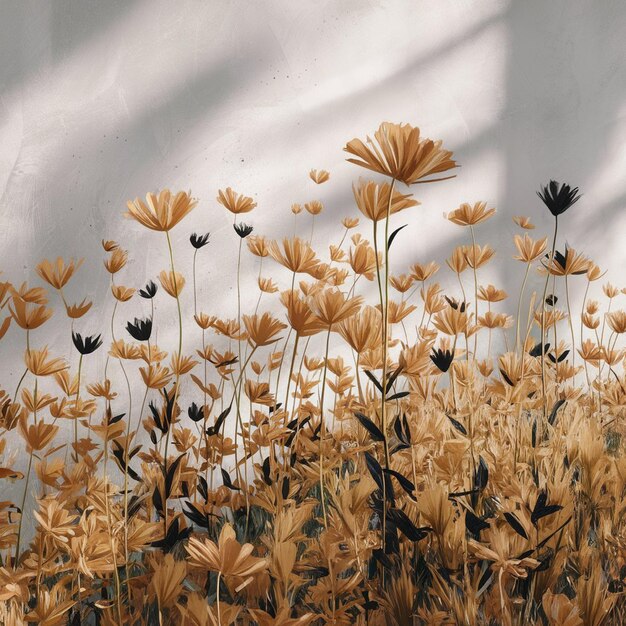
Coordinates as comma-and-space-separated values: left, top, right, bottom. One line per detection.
473, 457, 489, 491
548, 399, 566, 426
364, 452, 384, 491
221, 468, 240, 491
355, 412, 385, 442
363, 370, 384, 394
504, 512, 529, 539
465, 510, 489, 535
387, 508, 430, 541
385, 366, 403, 393
387, 391, 409, 401
383, 468, 415, 496
165, 455, 184, 498
447, 414, 467, 435
387, 224, 408, 250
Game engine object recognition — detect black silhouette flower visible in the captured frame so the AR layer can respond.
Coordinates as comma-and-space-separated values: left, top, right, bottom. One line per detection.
430, 348, 455, 372
126, 317, 153, 342
72, 332, 103, 355
234, 223, 254, 239
139, 280, 158, 299
190, 232, 210, 249
188, 402, 205, 423
537, 180, 581, 217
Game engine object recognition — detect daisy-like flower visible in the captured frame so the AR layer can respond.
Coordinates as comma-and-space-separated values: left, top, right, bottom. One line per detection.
9, 297, 53, 330
344, 122, 457, 185
159, 270, 185, 297
446, 201, 496, 226
243, 313, 287, 347
513, 234, 547, 263
36, 257, 83, 290
217, 187, 256, 214
186, 523, 267, 592
126, 189, 197, 231
304, 200, 323, 215
25, 347, 67, 377
65, 298, 92, 319
104, 248, 128, 274
352, 180, 419, 221
309, 169, 330, 184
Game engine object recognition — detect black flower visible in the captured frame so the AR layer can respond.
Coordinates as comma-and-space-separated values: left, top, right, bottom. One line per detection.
190, 232, 210, 249
72, 332, 103, 355
139, 280, 158, 299
234, 222, 253, 238
126, 317, 152, 342
187, 402, 205, 422
430, 348, 454, 373
537, 180, 581, 217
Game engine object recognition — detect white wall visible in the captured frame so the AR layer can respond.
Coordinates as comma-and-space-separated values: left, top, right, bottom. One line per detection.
1, 0, 625, 395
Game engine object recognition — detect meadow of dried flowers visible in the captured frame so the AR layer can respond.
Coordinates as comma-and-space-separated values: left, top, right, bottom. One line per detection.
0, 121, 625, 626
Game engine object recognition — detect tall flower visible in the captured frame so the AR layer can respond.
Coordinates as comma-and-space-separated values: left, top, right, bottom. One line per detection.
344, 122, 457, 185
537, 180, 581, 216
126, 189, 197, 231
217, 187, 256, 214
352, 180, 419, 221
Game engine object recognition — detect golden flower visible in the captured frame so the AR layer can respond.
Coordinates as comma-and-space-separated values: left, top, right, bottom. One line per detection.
258, 277, 278, 293
86, 379, 117, 400
65, 298, 92, 319
19, 416, 59, 452
383, 300, 417, 324
33, 496, 77, 548
352, 180, 419, 221
186, 523, 267, 591
280, 291, 323, 337
9, 297, 53, 330
349, 241, 379, 280
291, 203, 303, 215
389, 273, 414, 293
217, 187, 256, 214
243, 313, 287, 347
607, 311, 626, 334
478, 311, 512, 329
342, 217, 359, 229
409, 261, 439, 282
194, 312, 216, 330
35, 257, 83, 290
111, 285, 135, 302
447, 202, 495, 226
245, 380, 275, 406
11, 282, 48, 304
304, 200, 323, 215
338, 305, 382, 353
269, 238, 319, 274
433, 306, 469, 336
581, 312, 599, 330
104, 248, 128, 274
344, 122, 457, 185
126, 189, 197, 231
171, 352, 198, 376
149, 553, 186, 609
0, 316, 10, 341
24, 583, 75, 626
603, 282, 620, 298
586, 263, 605, 281
542, 591, 582, 626
544, 247, 590, 276
513, 234, 547, 263
25, 347, 67, 377
101, 239, 118, 251
109, 339, 142, 360
140, 364, 173, 389
513, 215, 535, 229
477, 284, 507, 303
247, 235, 269, 257
159, 270, 185, 297
309, 169, 330, 184
446, 246, 469, 274
310, 289, 362, 327
463, 244, 495, 269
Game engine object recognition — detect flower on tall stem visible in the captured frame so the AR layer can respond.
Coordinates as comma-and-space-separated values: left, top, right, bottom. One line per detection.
126, 189, 197, 231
